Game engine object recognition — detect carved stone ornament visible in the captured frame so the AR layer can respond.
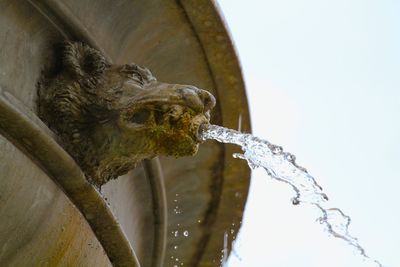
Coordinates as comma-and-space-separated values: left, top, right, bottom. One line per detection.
38, 42, 215, 186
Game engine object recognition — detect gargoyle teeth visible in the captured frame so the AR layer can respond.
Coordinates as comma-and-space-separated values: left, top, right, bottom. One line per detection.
168, 105, 184, 120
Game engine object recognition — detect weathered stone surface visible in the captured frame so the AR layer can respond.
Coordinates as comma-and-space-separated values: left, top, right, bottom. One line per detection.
0, 135, 111, 267
38, 42, 215, 185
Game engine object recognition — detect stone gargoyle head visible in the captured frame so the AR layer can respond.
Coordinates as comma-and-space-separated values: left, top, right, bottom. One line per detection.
38, 42, 215, 186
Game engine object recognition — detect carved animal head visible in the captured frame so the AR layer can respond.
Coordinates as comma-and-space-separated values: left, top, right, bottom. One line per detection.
38, 42, 215, 185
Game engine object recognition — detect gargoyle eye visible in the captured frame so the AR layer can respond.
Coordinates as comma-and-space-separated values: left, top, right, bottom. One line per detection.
130, 72, 144, 86
130, 110, 150, 124
134, 73, 145, 86
121, 65, 145, 86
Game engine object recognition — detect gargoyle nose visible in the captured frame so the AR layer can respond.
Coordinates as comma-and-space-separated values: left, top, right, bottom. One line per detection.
198, 89, 216, 112
180, 87, 216, 113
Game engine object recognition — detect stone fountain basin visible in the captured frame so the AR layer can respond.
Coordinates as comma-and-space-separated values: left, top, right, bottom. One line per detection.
0, 0, 251, 266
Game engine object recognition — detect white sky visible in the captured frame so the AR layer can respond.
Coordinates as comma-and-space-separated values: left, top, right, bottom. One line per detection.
217, 1, 400, 267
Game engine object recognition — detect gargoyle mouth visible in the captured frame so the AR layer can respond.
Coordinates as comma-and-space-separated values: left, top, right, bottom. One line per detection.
127, 103, 210, 141
120, 86, 215, 156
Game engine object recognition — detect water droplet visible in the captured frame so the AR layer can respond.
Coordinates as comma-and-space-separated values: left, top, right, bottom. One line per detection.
292, 198, 300, 205
174, 231, 179, 237
174, 245, 178, 250
232, 153, 245, 159
271, 145, 283, 154
295, 163, 308, 173
248, 162, 258, 169
285, 153, 296, 162
183, 230, 189, 237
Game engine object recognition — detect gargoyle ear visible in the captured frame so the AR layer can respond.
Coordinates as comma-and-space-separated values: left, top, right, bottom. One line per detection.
62, 42, 106, 78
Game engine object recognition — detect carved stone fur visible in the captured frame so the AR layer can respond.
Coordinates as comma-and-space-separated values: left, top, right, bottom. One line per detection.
38, 42, 215, 186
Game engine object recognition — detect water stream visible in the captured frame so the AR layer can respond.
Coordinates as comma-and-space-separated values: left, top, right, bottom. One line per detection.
200, 124, 383, 267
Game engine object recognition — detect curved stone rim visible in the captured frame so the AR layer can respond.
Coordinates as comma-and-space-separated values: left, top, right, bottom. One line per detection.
178, 1, 252, 264
142, 159, 168, 267
0, 87, 140, 267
